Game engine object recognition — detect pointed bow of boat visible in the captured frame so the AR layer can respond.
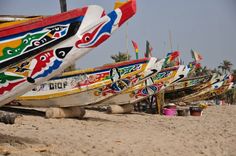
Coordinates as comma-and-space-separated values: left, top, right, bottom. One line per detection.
117, 0, 137, 27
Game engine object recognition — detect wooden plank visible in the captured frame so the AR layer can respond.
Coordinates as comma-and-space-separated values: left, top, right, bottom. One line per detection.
156, 90, 164, 114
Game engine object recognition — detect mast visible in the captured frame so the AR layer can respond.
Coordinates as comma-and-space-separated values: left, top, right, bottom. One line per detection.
169, 30, 173, 52
126, 22, 129, 60
59, 0, 67, 12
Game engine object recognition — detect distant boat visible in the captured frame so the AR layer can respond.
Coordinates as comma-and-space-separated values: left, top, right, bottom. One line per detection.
0, 0, 137, 106
189, 82, 233, 102
165, 75, 210, 93
17, 57, 159, 107
173, 74, 231, 103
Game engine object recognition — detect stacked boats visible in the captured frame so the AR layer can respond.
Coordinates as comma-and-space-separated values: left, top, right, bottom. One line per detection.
0, 0, 234, 119
0, 0, 137, 107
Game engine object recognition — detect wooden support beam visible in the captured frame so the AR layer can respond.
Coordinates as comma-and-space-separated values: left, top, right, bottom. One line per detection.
156, 90, 165, 114
45, 107, 85, 119
107, 104, 134, 114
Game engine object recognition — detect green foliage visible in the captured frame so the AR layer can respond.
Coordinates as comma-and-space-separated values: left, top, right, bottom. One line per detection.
110, 52, 131, 62
194, 66, 211, 76
218, 60, 233, 74
218, 88, 236, 104
232, 69, 236, 74
211, 68, 222, 76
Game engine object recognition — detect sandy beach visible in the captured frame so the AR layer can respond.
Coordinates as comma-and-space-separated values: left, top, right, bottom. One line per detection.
0, 105, 236, 156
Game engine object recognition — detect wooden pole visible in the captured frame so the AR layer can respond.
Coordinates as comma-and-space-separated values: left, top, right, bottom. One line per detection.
169, 30, 173, 52
59, 0, 67, 13
125, 22, 129, 60
156, 90, 164, 114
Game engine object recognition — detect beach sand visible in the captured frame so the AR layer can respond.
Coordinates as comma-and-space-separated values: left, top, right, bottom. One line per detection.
0, 105, 236, 156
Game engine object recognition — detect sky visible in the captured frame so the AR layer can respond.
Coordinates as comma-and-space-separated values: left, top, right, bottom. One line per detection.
0, 0, 236, 70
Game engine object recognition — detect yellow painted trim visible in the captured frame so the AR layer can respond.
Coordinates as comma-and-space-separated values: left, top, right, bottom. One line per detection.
0, 17, 41, 29
18, 64, 147, 100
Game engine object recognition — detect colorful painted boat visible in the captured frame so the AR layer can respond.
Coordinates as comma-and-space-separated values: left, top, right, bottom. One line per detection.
17, 57, 160, 107
165, 75, 210, 93
0, 0, 137, 106
95, 64, 191, 106
17, 50, 178, 107
0, 10, 84, 71
174, 74, 231, 103
189, 82, 234, 102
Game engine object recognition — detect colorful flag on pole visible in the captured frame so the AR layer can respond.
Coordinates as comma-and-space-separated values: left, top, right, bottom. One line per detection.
145, 40, 153, 58
164, 51, 180, 66
191, 49, 203, 62
131, 40, 139, 59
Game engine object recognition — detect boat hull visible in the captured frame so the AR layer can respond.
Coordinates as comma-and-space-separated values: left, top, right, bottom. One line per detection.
0, 0, 137, 106
18, 58, 156, 107
96, 65, 189, 106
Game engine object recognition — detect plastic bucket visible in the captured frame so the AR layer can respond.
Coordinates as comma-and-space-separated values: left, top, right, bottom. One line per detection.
163, 108, 176, 116
189, 107, 202, 116
177, 108, 189, 116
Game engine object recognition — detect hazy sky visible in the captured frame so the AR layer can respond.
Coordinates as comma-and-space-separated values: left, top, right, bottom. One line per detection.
1, 0, 236, 70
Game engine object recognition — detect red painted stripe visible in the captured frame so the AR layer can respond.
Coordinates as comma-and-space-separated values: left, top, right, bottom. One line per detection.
118, 0, 137, 27
0, 7, 88, 38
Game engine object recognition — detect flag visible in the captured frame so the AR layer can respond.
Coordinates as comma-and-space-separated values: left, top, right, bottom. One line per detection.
114, 0, 128, 9
145, 40, 153, 58
191, 49, 203, 62
195, 62, 201, 69
131, 40, 139, 59
167, 51, 180, 62
164, 51, 180, 66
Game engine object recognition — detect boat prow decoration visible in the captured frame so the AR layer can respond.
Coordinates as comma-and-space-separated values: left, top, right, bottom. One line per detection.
0, 0, 137, 106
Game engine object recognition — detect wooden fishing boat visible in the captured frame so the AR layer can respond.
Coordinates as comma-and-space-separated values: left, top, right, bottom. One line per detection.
95, 64, 191, 106
17, 57, 159, 107
0, 0, 137, 106
187, 82, 234, 102
174, 74, 231, 103
0, 10, 83, 71
17, 50, 178, 108
165, 75, 210, 93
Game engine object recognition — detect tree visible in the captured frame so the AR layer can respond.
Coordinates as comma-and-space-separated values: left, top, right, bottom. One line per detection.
211, 68, 222, 76
195, 66, 211, 76
110, 52, 131, 62
218, 60, 233, 74
232, 69, 236, 75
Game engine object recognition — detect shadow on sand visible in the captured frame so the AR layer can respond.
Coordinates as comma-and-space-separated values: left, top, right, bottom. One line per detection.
0, 133, 39, 145
0, 107, 45, 117
82, 116, 115, 123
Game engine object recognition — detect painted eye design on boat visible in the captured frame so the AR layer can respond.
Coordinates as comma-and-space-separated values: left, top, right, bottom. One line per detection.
40, 55, 46, 61
7, 49, 13, 55
83, 34, 91, 43
55, 27, 60, 31
55, 47, 72, 59
58, 50, 66, 57
23, 39, 29, 44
